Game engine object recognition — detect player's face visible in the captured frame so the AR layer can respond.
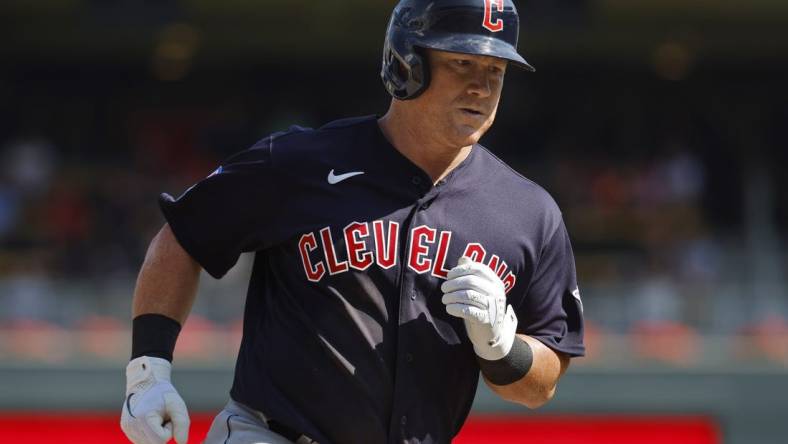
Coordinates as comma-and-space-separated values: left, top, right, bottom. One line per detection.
416, 49, 507, 147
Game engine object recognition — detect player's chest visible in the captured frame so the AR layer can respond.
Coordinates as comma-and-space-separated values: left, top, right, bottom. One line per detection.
286, 187, 535, 295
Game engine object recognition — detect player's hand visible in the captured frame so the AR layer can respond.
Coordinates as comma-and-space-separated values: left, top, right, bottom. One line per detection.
441, 256, 518, 361
120, 356, 190, 444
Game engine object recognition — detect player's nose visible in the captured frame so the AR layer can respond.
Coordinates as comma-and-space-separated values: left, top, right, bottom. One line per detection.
465, 70, 493, 98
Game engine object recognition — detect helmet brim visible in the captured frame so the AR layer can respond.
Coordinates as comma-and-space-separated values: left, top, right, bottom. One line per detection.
414, 33, 535, 72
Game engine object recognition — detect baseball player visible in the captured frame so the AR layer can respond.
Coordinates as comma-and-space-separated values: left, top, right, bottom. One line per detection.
120, 0, 585, 443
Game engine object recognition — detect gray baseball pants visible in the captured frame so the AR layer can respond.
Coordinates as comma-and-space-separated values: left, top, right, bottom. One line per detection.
203, 399, 315, 444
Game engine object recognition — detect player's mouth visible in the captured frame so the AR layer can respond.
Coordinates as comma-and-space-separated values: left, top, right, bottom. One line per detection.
459, 107, 485, 117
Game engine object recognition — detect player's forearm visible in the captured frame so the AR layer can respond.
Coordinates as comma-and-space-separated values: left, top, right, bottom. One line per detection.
484, 334, 569, 409
132, 224, 201, 324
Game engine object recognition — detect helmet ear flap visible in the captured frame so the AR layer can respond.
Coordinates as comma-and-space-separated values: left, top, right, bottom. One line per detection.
408, 47, 430, 96
400, 47, 430, 100
382, 44, 430, 100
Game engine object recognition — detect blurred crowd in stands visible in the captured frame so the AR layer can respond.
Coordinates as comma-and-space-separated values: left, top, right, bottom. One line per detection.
1, 59, 786, 367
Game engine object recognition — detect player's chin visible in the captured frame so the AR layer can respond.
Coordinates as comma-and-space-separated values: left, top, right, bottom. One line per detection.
451, 122, 490, 146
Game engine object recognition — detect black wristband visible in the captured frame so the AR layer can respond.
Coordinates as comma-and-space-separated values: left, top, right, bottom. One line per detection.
131, 314, 182, 362
477, 338, 533, 386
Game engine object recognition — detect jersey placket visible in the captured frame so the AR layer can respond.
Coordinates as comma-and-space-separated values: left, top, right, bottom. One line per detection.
388, 173, 441, 443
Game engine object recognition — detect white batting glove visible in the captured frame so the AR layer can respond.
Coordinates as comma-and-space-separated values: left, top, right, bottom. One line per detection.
441, 256, 518, 361
120, 356, 190, 444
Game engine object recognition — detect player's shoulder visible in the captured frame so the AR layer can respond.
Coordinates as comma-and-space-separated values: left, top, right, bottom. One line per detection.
473, 145, 565, 239
250, 115, 377, 166
475, 146, 561, 214
318, 115, 378, 131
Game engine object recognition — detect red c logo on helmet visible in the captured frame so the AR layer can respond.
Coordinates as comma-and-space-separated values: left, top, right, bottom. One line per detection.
483, 0, 504, 32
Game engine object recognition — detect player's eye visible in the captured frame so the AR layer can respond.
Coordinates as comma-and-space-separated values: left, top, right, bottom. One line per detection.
489, 65, 504, 75
454, 59, 472, 67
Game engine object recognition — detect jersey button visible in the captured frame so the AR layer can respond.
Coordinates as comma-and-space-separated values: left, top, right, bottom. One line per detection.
411, 176, 422, 185
401, 415, 408, 426
410, 292, 417, 301
405, 353, 414, 363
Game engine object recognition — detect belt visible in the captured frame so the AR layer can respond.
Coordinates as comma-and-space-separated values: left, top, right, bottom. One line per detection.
267, 419, 319, 444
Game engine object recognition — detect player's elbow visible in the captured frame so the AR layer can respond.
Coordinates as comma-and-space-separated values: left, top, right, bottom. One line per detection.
522, 385, 557, 409
491, 380, 557, 409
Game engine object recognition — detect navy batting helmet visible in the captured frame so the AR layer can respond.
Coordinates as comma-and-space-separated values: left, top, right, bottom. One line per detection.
381, 0, 535, 100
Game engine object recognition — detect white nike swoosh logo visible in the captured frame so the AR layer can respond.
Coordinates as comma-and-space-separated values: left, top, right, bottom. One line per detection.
328, 169, 365, 185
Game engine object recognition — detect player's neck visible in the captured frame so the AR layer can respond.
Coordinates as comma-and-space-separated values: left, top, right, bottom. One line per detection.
378, 111, 472, 185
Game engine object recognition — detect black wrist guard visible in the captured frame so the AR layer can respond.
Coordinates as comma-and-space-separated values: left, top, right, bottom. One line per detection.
131, 313, 182, 362
477, 338, 533, 385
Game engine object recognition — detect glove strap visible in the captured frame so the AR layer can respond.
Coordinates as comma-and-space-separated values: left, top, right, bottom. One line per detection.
126, 355, 173, 392
478, 337, 533, 386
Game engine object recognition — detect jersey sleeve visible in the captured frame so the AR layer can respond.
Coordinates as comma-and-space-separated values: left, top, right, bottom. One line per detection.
158, 137, 284, 279
515, 219, 585, 357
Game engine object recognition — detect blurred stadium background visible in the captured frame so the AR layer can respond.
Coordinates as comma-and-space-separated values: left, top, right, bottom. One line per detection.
1, 0, 786, 443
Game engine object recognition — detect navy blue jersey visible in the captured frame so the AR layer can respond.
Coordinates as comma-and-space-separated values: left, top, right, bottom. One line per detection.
160, 115, 584, 444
